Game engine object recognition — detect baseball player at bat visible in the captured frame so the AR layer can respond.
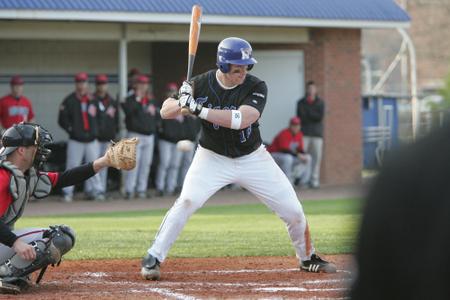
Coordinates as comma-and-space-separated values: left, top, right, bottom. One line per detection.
0, 122, 137, 294
141, 37, 336, 281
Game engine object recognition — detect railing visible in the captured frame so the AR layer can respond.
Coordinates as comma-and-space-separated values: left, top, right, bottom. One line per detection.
419, 110, 450, 135
363, 126, 392, 167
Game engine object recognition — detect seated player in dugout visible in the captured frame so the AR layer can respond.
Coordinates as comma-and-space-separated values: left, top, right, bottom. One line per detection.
140, 37, 336, 281
0, 122, 120, 294
268, 116, 312, 186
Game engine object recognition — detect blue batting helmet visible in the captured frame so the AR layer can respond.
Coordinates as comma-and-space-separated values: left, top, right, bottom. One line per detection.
216, 37, 257, 73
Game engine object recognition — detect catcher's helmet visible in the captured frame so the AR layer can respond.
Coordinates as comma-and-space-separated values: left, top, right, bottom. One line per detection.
216, 37, 257, 73
0, 123, 53, 164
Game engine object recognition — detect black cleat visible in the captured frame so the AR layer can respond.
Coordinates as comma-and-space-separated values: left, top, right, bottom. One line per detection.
0, 281, 20, 294
141, 254, 161, 280
0, 276, 31, 294
301, 254, 337, 273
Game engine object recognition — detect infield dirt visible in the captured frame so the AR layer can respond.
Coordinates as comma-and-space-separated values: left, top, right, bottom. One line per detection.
5, 254, 353, 299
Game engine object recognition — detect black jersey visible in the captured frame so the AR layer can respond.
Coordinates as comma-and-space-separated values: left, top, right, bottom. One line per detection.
192, 70, 267, 158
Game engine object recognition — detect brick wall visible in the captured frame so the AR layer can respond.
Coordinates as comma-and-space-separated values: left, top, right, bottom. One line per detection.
309, 29, 362, 185
406, 0, 450, 89
153, 28, 362, 185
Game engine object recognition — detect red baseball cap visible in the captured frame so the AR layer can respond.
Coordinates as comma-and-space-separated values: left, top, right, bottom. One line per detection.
75, 72, 88, 82
290, 116, 301, 125
95, 74, 108, 84
136, 75, 149, 84
10, 75, 24, 85
166, 82, 178, 91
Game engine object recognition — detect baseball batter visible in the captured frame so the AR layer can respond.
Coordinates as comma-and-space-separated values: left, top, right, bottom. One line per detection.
141, 37, 336, 280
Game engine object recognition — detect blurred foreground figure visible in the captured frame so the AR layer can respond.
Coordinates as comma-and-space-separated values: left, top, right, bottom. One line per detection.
351, 124, 450, 300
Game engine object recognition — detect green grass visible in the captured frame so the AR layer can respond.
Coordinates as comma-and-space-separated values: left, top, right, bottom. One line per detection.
16, 198, 361, 260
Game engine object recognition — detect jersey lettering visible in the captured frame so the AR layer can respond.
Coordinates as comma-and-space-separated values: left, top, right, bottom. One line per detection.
196, 96, 208, 105
252, 92, 265, 98
8, 106, 29, 116
239, 127, 252, 143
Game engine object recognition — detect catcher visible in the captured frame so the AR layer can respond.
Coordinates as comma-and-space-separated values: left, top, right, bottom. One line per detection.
0, 122, 137, 294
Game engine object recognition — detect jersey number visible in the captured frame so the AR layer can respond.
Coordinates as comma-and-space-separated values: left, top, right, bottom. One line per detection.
239, 127, 252, 143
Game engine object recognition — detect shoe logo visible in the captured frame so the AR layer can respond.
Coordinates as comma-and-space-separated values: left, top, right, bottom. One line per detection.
308, 264, 320, 272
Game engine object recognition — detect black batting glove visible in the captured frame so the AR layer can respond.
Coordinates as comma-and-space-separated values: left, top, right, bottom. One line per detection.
178, 94, 193, 108
188, 98, 204, 116
179, 80, 193, 97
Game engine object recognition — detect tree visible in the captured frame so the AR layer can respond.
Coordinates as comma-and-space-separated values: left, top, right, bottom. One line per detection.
439, 71, 450, 106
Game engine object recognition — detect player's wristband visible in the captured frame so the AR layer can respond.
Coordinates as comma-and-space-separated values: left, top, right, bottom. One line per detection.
198, 107, 209, 120
230, 110, 242, 130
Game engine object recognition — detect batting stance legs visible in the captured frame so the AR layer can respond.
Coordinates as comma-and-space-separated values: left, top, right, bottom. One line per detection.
146, 145, 315, 269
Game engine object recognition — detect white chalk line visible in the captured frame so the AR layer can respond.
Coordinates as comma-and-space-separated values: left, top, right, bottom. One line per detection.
255, 287, 348, 292
303, 278, 353, 284
73, 277, 351, 288
74, 268, 352, 277
66, 278, 349, 296
81, 271, 109, 278
47, 269, 351, 299
48, 279, 196, 300
70, 279, 292, 288
165, 268, 298, 274
129, 287, 197, 300
165, 268, 352, 275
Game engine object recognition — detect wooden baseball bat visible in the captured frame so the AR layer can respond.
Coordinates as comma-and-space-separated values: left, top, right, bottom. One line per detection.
181, 5, 202, 116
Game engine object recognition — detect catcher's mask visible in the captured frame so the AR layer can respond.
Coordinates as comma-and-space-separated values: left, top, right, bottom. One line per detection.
0, 122, 53, 167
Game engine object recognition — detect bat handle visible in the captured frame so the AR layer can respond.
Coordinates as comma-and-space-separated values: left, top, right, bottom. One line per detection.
181, 107, 190, 116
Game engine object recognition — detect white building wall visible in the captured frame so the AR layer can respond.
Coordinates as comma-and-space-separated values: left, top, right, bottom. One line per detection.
251, 50, 305, 143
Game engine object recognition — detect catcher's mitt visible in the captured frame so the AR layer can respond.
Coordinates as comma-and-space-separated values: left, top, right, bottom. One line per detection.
106, 137, 139, 170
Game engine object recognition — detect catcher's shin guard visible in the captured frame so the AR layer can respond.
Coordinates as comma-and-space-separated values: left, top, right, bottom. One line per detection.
44, 225, 76, 256
0, 225, 76, 283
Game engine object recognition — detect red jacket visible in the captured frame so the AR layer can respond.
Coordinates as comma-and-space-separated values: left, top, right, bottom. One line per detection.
0, 94, 35, 129
267, 128, 304, 154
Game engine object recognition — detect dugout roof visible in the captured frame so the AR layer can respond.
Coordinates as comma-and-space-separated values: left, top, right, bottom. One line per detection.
0, 0, 410, 29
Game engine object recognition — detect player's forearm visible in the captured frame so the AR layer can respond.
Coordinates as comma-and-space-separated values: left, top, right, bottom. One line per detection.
0, 220, 18, 247
160, 98, 181, 119
54, 162, 96, 189
93, 156, 109, 173
202, 106, 258, 130
202, 109, 234, 129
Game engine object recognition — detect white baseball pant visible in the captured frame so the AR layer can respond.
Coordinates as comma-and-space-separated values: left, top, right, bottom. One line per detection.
271, 152, 312, 185
155, 139, 183, 194
177, 146, 196, 189
98, 141, 110, 194
148, 145, 315, 263
125, 132, 155, 195
0, 228, 46, 264
303, 137, 323, 187
62, 139, 102, 197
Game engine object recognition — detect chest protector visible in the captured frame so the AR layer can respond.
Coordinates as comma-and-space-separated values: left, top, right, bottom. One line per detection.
0, 160, 52, 228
